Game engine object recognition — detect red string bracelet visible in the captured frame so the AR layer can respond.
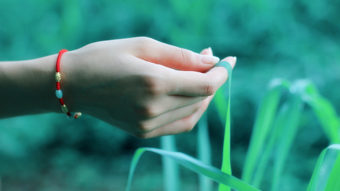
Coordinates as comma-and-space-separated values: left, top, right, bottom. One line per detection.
55, 49, 81, 120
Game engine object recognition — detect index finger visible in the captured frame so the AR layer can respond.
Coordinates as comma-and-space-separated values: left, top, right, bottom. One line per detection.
129, 37, 220, 72
167, 57, 237, 96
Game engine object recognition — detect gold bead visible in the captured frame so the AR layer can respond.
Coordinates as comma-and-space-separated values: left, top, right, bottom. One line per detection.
61, 104, 68, 113
55, 72, 61, 82
74, 112, 82, 119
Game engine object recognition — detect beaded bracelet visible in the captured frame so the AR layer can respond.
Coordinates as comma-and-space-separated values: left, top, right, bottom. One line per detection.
55, 49, 82, 120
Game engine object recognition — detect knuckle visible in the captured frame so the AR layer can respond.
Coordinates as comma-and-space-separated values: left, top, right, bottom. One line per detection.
179, 48, 194, 64
136, 120, 153, 132
143, 75, 163, 96
136, 36, 153, 43
144, 105, 160, 118
135, 37, 155, 52
203, 82, 216, 96
134, 101, 161, 119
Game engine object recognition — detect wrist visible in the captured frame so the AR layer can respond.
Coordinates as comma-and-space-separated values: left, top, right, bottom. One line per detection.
58, 50, 85, 114
36, 50, 84, 118
34, 54, 62, 114
0, 55, 60, 118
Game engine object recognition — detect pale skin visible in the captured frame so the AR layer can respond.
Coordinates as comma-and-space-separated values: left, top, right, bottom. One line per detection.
0, 37, 236, 138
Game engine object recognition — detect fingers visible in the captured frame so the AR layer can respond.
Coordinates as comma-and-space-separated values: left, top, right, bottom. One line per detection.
135, 101, 203, 134
134, 54, 236, 97
146, 44, 214, 114
131, 37, 220, 72
150, 95, 206, 116
167, 56, 237, 96
137, 95, 214, 138
132, 55, 236, 98
220, 56, 237, 68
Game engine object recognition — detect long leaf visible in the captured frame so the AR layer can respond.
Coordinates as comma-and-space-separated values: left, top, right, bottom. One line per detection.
297, 80, 340, 144
270, 88, 304, 191
307, 144, 340, 191
248, 80, 340, 190
242, 79, 290, 184
325, 147, 340, 191
126, 148, 260, 191
215, 61, 232, 191
251, 103, 290, 187
214, 87, 228, 124
160, 136, 179, 191
197, 112, 213, 191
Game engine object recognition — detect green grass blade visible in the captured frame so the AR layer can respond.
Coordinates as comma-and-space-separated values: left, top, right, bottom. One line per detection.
325, 146, 340, 191
307, 149, 327, 191
215, 61, 232, 191
242, 79, 290, 183
270, 89, 303, 191
308, 97, 340, 144
307, 144, 340, 191
251, 103, 290, 187
197, 112, 213, 191
297, 81, 340, 144
126, 147, 261, 191
249, 80, 339, 190
160, 136, 179, 191
214, 87, 228, 123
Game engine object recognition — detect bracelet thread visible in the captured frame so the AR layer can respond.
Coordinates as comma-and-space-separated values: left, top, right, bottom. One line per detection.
55, 49, 81, 120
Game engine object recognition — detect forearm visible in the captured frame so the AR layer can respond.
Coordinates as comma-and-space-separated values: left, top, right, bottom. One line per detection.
0, 55, 61, 119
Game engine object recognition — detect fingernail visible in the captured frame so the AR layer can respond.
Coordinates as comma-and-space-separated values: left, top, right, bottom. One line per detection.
207, 47, 213, 54
207, 47, 213, 55
201, 55, 220, 65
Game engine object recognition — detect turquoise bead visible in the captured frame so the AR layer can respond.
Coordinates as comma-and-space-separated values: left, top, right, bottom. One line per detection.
55, 90, 63, 99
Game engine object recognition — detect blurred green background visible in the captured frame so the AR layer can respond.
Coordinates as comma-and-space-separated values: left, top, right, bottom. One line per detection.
1, 0, 340, 190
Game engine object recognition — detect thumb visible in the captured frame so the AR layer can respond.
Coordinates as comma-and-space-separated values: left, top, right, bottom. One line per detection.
133, 38, 220, 72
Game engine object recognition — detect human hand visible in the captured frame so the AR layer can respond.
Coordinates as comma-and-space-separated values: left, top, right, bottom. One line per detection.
61, 37, 236, 138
